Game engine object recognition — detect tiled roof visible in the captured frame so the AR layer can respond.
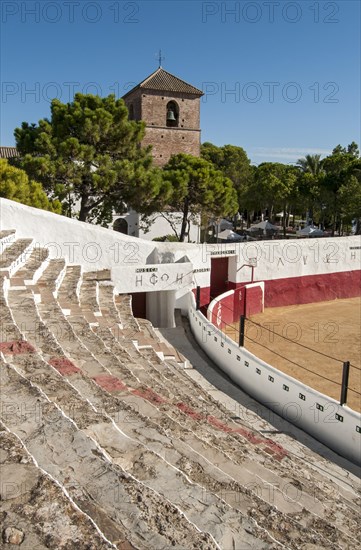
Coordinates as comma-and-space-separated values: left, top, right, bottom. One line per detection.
0, 147, 19, 159
123, 68, 204, 98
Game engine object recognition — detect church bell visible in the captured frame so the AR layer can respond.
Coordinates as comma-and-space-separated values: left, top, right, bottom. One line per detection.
167, 109, 176, 122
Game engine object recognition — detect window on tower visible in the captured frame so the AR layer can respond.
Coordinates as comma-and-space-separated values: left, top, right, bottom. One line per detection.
166, 101, 179, 127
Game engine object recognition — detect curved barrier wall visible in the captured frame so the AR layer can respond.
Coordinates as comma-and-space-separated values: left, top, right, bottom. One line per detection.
207, 290, 235, 330
207, 282, 265, 329
188, 292, 361, 466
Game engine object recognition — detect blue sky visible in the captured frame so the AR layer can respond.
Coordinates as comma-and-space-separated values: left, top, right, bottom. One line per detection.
1, 0, 360, 164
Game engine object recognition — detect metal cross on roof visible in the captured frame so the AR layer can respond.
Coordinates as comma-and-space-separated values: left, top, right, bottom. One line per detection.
157, 49, 165, 68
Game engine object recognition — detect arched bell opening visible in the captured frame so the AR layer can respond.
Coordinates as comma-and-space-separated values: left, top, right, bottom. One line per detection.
166, 101, 179, 127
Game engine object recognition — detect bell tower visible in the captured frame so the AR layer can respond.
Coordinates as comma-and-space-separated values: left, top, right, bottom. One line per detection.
122, 67, 203, 166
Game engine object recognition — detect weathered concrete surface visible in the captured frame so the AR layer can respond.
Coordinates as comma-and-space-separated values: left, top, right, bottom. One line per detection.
1, 232, 361, 550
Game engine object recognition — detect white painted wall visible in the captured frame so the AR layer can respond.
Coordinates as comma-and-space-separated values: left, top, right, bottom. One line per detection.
114, 209, 201, 242
146, 290, 177, 328
188, 292, 361, 466
2, 199, 360, 286
1, 199, 360, 327
111, 262, 193, 294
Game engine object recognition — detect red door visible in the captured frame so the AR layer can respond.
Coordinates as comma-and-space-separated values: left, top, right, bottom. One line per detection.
210, 257, 229, 300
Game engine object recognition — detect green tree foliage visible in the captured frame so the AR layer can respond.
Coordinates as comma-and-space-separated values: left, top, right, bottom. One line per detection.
14, 94, 161, 225
201, 142, 253, 205
0, 159, 61, 213
331, 142, 359, 157
295, 154, 325, 224
142, 154, 238, 242
338, 174, 361, 233
320, 142, 360, 235
296, 154, 323, 176
243, 163, 298, 233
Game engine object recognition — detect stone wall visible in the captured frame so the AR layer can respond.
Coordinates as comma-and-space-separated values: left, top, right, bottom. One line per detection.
142, 127, 201, 165
123, 89, 201, 166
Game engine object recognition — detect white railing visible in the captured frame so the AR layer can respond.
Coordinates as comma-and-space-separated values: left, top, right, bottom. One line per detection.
188, 291, 361, 466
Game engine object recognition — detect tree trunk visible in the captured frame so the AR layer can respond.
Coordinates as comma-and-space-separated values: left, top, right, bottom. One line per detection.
356, 218, 361, 235
283, 203, 287, 237
179, 199, 189, 242
331, 195, 337, 236
332, 212, 336, 236
159, 213, 180, 240
79, 194, 90, 222
187, 219, 191, 242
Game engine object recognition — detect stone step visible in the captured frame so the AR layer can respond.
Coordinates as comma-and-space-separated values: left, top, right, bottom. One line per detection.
136, 317, 161, 341
146, 343, 189, 367
2, 338, 333, 550
4, 282, 358, 524
0, 362, 219, 550
16, 247, 49, 284
58, 305, 279, 463
0, 276, 23, 343
4, 285, 295, 516
0, 425, 117, 550
31, 288, 360, 544
0, 229, 16, 253
61, 316, 360, 544
106, 294, 173, 359
38, 259, 66, 292
59, 319, 301, 491
0, 238, 33, 276
5, 281, 360, 548
6, 288, 65, 358
98, 285, 126, 326
57, 265, 82, 304
1, 347, 277, 549
80, 277, 100, 313
39, 347, 361, 548
115, 294, 140, 331
0, 229, 16, 241
83, 269, 112, 281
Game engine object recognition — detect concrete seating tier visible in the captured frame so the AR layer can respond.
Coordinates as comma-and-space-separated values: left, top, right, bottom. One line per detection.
0, 232, 360, 550
0, 229, 16, 245
0, 426, 117, 549
0, 238, 33, 276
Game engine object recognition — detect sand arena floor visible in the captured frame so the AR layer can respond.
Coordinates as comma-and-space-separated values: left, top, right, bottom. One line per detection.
224, 297, 361, 412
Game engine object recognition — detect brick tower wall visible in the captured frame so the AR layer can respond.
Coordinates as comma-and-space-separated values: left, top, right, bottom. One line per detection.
123, 89, 202, 166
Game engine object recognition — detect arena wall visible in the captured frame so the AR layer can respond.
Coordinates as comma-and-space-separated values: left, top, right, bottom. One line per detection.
1, 198, 360, 316
207, 282, 265, 328
189, 292, 361, 466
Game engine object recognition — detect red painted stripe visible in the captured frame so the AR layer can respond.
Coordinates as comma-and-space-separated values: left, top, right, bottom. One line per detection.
93, 374, 127, 392
132, 387, 167, 405
207, 415, 233, 432
176, 402, 203, 421
227, 270, 361, 309
231, 425, 287, 460
264, 271, 361, 308
47, 352, 287, 459
0, 340, 36, 354
49, 357, 80, 375
245, 286, 263, 317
